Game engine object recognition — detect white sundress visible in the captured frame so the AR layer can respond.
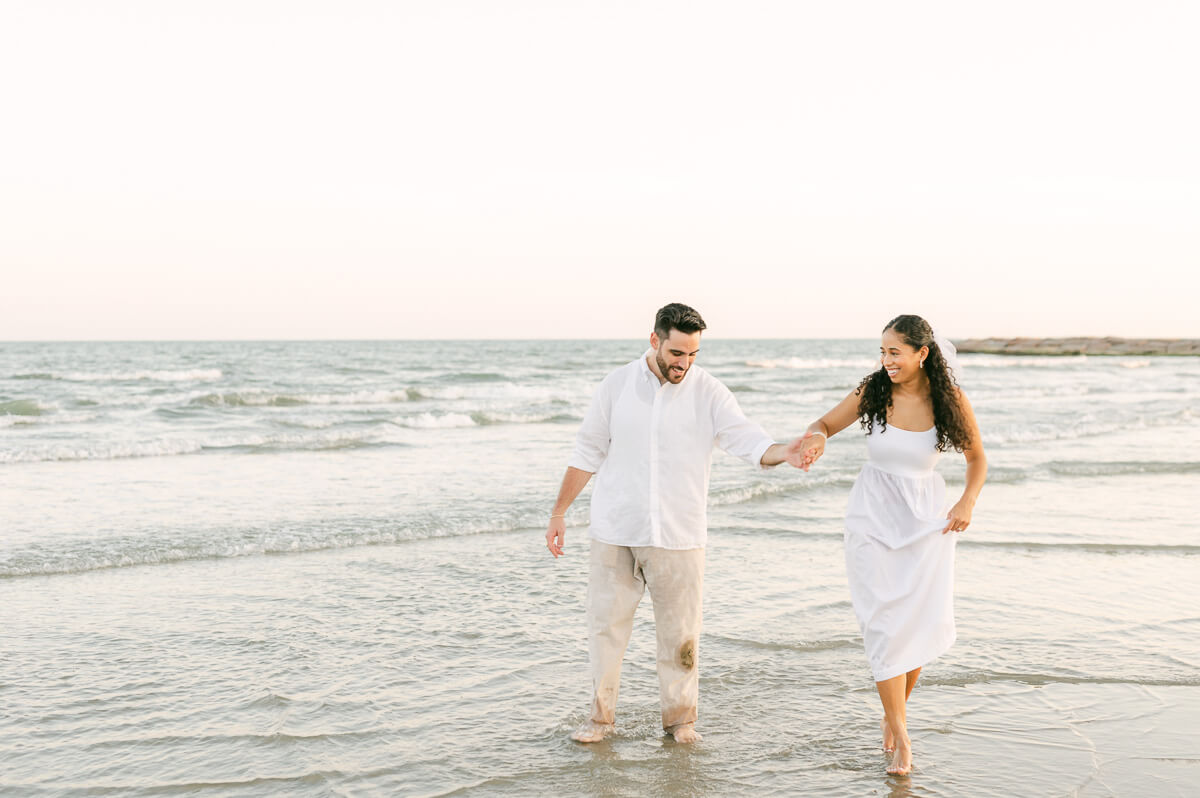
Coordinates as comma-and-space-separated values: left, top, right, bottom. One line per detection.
844, 424, 956, 682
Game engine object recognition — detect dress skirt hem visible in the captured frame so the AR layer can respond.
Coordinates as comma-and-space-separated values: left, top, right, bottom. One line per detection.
869, 630, 956, 682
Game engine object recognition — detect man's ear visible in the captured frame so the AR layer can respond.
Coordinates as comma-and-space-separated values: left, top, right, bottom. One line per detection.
650, 332, 660, 350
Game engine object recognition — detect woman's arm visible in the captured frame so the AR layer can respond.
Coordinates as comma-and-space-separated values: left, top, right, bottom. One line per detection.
787, 388, 862, 470
810, 388, 863, 439
944, 389, 987, 533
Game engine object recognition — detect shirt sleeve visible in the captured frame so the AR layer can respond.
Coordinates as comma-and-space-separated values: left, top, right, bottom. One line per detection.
712, 383, 776, 470
566, 374, 613, 472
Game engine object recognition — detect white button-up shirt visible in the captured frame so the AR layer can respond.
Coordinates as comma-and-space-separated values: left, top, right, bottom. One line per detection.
567, 349, 776, 550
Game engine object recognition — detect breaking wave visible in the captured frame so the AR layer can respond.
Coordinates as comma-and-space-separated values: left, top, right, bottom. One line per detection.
955, 355, 1092, 368
745, 357, 877, 370
0, 511, 557, 578
53, 369, 224, 382
394, 412, 477, 429
983, 408, 1194, 444
708, 473, 856, 506
960, 539, 1200, 555
1, 399, 50, 416
1046, 460, 1200, 477
0, 429, 412, 464
393, 410, 578, 428
190, 389, 420, 407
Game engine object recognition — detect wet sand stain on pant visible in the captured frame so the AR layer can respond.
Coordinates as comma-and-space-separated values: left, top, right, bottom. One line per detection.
678, 639, 696, 670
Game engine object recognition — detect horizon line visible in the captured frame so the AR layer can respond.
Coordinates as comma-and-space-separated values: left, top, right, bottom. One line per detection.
2, 334, 1193, 345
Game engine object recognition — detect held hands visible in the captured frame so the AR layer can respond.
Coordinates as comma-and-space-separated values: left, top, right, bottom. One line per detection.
546, 515, 566, 557
785, 432, 825, 471
943, 498, 974, 534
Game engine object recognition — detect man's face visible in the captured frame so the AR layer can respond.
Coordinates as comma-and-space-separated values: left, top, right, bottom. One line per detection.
651, 329, 702, 384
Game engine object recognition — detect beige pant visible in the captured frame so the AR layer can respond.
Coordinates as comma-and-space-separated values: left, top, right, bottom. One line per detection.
587, 539, 705, 731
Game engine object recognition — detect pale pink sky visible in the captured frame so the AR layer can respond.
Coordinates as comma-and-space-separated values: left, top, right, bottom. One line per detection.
2, 1, 1197, 340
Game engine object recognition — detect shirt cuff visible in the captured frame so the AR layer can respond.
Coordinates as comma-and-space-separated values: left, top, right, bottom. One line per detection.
752, 438, 776, 470
567, 454, 600, 473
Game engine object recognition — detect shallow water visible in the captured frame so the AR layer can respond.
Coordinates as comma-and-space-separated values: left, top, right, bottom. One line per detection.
2, 340, 1198, 795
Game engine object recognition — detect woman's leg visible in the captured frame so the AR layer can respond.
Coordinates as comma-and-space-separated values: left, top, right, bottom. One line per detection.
877, 674, 912, 775
905, 666, 921, 700
883, 666, 921, 754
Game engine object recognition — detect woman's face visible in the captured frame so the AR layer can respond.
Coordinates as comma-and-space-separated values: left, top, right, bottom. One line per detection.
879, 328, 927, 384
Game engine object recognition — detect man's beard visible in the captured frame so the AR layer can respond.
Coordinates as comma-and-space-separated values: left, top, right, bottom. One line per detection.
656, 351, 687, 383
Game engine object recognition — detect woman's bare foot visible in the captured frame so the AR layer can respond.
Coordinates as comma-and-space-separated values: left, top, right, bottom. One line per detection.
571, 721, 614, 743
670, 723, 703, 743
886, 734, 912, 776
880, 717, 895, 753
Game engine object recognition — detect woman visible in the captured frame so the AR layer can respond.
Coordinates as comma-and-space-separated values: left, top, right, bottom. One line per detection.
791, 314, 987, 776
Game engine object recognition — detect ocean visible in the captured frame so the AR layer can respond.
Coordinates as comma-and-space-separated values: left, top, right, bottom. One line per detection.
2, 339, 1197, 797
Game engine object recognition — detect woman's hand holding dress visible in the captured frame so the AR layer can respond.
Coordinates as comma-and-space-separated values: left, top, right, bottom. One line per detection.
943, 497, 974, 533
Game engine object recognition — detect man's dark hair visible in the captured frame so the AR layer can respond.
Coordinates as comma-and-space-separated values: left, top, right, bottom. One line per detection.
654, 303, 707, 339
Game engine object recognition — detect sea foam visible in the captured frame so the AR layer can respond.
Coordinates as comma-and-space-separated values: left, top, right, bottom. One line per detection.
59, 369, 224, 382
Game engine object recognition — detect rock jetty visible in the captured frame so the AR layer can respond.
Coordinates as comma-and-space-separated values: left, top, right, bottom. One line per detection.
952, 337, 1200, 356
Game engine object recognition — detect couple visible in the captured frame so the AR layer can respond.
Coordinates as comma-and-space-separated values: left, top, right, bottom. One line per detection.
544, 303, 987, 776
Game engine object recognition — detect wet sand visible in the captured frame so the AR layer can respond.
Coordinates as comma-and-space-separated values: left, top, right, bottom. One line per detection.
4, 524, 1196, 797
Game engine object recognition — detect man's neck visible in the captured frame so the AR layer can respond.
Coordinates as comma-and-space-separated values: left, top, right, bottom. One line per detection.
646, 354, 667, 385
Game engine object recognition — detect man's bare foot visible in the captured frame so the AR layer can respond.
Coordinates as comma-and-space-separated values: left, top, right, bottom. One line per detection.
670, 723, 703, 743
886, 735, 912, 776
571, 721, 614, 743
880, 717, 895, 753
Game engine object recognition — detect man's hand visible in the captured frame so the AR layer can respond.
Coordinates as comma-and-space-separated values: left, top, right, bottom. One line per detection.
785, 432, 824, 471
544, 468, 593, 558
546, 516, 566, 557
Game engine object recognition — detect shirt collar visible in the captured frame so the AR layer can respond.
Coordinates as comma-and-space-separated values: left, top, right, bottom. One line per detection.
640, 348, 660, 384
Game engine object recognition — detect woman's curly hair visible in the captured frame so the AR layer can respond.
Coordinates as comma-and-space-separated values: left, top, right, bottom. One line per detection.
857, 314, 971, 452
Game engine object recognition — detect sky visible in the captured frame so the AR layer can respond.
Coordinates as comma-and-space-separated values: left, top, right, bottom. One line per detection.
2, 0, 1197, 340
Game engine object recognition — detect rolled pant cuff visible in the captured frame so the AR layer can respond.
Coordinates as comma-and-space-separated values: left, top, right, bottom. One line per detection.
662, 708, 698, 732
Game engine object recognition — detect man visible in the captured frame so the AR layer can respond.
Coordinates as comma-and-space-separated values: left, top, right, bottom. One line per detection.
545, 303, 806, 744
